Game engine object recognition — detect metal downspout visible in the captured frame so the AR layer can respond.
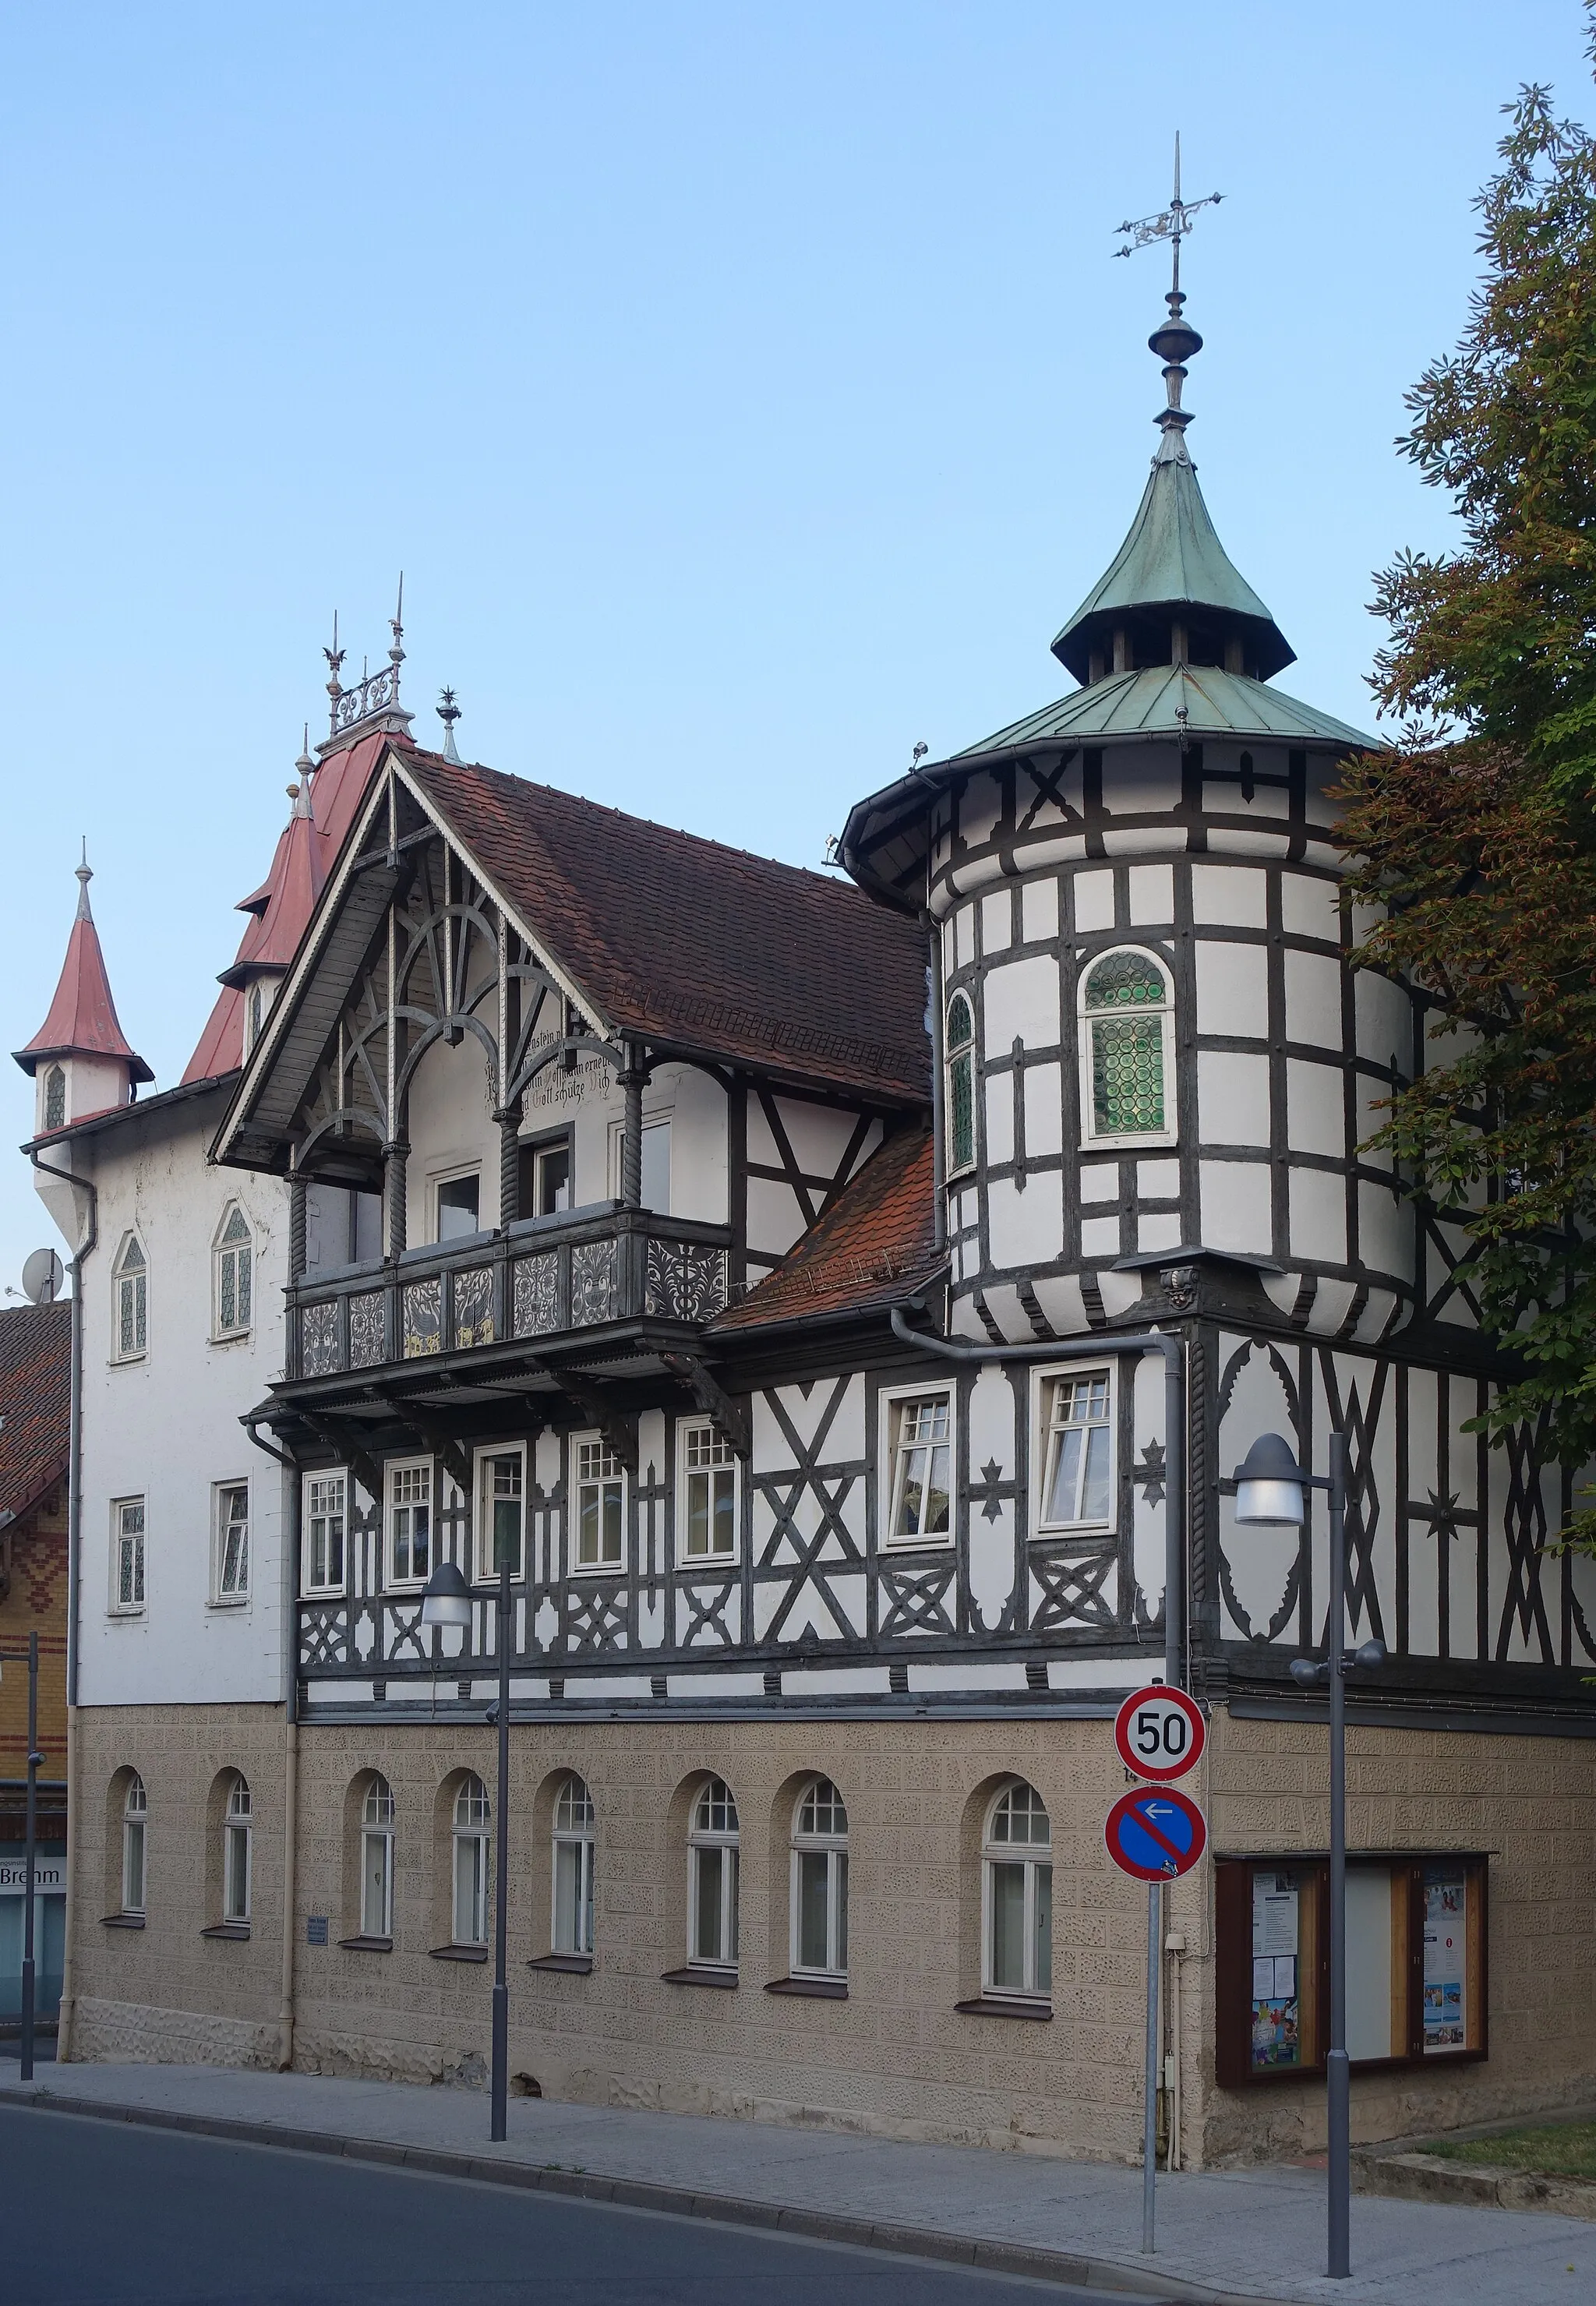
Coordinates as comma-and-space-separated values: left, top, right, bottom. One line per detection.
30, 1146, 96, 2063
246, 1412, 298, 2069
889, 1305, 1185, 1687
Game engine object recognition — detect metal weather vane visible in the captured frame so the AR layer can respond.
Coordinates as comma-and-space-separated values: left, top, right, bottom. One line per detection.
1112, 132, 1221, 301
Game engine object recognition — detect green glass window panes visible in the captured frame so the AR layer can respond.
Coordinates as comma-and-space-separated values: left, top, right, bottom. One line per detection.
946, 991, 975, 1175
1083, 951, 1170, 1137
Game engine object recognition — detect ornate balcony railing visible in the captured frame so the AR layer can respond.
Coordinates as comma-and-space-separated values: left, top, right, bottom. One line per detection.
288, 1204, 733, 1382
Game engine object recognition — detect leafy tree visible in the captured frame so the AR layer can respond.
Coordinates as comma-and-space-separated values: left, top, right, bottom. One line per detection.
1336, 13, 1596, 1542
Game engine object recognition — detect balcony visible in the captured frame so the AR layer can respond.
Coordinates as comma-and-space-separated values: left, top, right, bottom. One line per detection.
286, 1203, 733, 1384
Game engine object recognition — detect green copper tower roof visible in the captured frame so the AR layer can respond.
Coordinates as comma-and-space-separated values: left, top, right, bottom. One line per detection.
1050, 281, 1295, 684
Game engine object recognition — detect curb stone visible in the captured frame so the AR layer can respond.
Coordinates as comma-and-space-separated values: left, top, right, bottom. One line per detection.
1352, 2146, 1596, 2223
2, 2083, 1295, 2305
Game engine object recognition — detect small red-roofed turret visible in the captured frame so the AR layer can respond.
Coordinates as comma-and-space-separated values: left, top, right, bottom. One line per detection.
15, 846, 152, 1135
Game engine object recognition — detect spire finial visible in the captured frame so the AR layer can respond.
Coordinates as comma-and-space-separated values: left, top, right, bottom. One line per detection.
1112, 135, 1223, 461
437, 686, 462, 764
76, 837, 93, 922
389, 574, 405, 677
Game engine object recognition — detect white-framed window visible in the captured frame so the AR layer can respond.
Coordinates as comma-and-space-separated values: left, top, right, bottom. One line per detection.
1077, 945, 1177, 1148
361, 1774, 395, 1939
434, 1167, 482, 1242
573, 1436, 624, 1571
122, 1772, 147, 1915
212, 1202, 253, 1339
42, 1063, 65, 1134
945, 990, 976, 1178
552, 1773, 596, 1957
525, 1135, 571, 1217
983, 1779, 1052, 2001
452, 1773, 490, 1947
608, 1113, 672, 1210
1032, 1365, 1114, 1534
303, 1471, 347, 1596
687, 1775, 740, 1969
791, 1777, 849, 1979
111, 1496, 145, 1614
475, 1445, 525, 1580
111, 1232, 147, 1361
212, 1481, 249, 1603
223, 1775, 252, 1923
678, 1422, 737, 1563
386, 1459, 433, 1587
881, 1385, 954, 1548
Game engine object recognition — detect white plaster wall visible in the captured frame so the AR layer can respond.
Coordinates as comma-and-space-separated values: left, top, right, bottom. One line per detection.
404, 1029, 500, 1237
69, 1102, 291, 1707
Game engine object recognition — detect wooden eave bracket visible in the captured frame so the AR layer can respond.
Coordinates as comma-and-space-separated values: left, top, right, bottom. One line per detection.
295, 1408, 383, 1507
551, 1372, 639, 1476
660, 1351, 752, 1461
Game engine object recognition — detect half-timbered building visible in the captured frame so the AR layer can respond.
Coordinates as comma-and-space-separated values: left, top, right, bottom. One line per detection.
34, 279, 1596, 2163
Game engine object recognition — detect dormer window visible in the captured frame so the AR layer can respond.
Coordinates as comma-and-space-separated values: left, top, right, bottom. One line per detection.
112, 1234, 147, 1361
43, 1065, 65, 1133
945, 991, 976, 1178
1079, 948, 1177, 1149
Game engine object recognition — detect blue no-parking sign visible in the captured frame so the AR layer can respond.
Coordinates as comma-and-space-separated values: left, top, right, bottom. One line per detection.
1104, 1785, 1207, 1881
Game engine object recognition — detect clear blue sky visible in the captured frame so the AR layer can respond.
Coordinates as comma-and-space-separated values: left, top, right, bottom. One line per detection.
2, 1, 1588, 1293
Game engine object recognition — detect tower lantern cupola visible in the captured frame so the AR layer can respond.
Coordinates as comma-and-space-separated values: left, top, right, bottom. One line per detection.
14, 848, 152, 1135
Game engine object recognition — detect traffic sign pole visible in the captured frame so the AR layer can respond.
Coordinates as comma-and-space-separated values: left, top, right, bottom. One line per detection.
1142, 1880, 1160, 2253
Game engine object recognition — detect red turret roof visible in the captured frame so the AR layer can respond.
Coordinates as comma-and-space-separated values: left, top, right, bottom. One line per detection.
14, 863, 153, 1083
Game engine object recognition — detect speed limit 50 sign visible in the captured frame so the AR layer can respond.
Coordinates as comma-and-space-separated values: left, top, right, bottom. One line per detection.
1114, 1684, 1206, 1782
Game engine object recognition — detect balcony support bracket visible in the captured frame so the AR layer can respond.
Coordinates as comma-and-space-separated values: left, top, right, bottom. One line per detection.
661, 1351, 751, 1462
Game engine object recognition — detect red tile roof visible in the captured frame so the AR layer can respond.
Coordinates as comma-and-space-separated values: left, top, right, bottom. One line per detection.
0, 1302, 70, 1524
404, 750, 931, 1104
713, 1123, 942, 1332
15, 895, 151, 1083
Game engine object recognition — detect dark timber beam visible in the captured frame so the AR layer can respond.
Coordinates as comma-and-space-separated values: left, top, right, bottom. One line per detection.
660, 1351, 751, 1461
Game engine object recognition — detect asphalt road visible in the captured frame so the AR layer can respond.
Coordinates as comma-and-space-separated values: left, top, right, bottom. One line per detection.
2, 2106, 1138, 2305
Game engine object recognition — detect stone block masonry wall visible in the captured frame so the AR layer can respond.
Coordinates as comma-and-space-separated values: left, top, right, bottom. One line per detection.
1199, 1711, 1596, 2165
68, 1704, 288, 2069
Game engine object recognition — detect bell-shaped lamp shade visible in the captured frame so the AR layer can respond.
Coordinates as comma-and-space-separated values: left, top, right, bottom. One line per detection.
420, 1559, 473, 1629
1233, 1432, 1307, 1527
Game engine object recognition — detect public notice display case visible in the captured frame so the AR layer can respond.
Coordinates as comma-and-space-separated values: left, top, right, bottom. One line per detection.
1215, 1852, 1488, 2088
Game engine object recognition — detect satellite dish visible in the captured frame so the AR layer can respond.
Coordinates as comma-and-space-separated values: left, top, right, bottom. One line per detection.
22, 1248, 64, 1306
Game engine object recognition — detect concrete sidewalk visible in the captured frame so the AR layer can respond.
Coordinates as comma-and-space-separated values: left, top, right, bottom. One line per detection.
2, 2061, 1591, 2305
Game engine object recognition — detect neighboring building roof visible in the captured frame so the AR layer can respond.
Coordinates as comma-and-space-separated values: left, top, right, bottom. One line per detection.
23, 1070, 238, 1153
404, 750, 931, 1104
14, 861, 153, 1083
712, 1124, 941, 1333
955, 662, 1377, 757
0, 1301, 70, 1525
182, 731, 389, 1085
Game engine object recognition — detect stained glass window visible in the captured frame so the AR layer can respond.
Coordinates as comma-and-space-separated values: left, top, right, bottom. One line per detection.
1084, 951, 1171, 1137
114, 1235, 147, 1359
215, 1205, 252, 1337
946, 991, 976, 1174
43, 1065, 65, 1132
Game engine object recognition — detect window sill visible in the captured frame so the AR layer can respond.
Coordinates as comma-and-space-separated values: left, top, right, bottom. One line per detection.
570, 1563, 626, 1578
301, 1589, 348, 1603
208, 1330, 252, 1348
101, 1912, 145, 1930
337, 1933, 393, 1954
528, 1952, 593, 1975
880, 1538, 955, 1556
207, 1596, 250, 1611
429, 1942, 489, 1963
201, 1922, 250, 1942
955, 1995, 1052, 2022
676, 1556, 740, 1573
765, 1975, 847, 2000
661, 1965, 738, 1990
106, 1609, 146, 1622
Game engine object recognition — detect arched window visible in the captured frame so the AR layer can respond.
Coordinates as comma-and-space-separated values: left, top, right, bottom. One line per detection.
122, 1772, 147, 1916
451, 1774, 490, 1947
223, 1775, 252, 1924
1079, 948, 1175, 1145
945, 991, 976, 1177
245, 981, 267, 1055
983, 1780, 1051, 2001
113, 1234, 147, 1360
214, 1204, 253, 1339
791, 1777, 849, 1979
552, 1774, 596, 1957
43, 1064, 65, 1133
687, 1776, 740, 1970
361, 1775, 395, 1940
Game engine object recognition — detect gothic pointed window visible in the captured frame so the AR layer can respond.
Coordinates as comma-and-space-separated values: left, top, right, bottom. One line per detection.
945, 991, 976, 1178
43, 1065, 65, 1133
1079, 948, 1175, 1146
214, 1203, 253, 1339
112, 1234, 147, 1361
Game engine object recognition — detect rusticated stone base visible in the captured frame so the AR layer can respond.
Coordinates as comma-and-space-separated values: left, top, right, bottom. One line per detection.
71, 1995, 281, 2071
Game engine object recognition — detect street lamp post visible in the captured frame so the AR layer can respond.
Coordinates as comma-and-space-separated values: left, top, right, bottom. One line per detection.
0, 1632, 41, 2081
1231, 1432, 1384, 2283
422, 1556, 511, 2142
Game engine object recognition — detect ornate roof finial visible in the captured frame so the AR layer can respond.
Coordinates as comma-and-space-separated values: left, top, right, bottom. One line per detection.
437, 687, 462, 764
1113, 133, 1223, 464
291, 723, 315, 819
323, 610, 346, 733
389, 573, 405, 676
76, 837, 93, 922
